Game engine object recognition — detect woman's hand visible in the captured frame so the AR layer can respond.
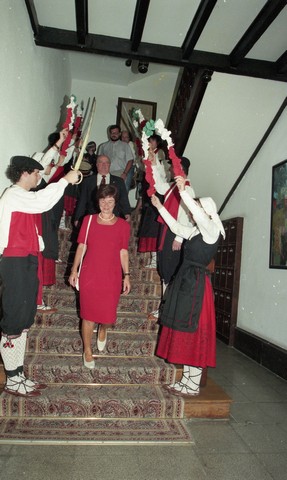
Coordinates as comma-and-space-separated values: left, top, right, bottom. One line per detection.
122, 277, 131, 295
69, 270, 78, 288
151, 194, 163, 210
175, 176, 186, 192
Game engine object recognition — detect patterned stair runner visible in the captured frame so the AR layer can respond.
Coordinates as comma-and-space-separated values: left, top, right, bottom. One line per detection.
0, 215, 193, 444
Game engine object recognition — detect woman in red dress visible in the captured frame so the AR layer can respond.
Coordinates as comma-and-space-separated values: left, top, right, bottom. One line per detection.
69, 185, 131, 369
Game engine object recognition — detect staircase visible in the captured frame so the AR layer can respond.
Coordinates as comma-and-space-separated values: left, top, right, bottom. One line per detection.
0, 215, 196, 444
0, 214, 231, 444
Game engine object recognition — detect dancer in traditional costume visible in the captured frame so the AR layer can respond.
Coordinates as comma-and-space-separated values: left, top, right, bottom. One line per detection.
137, 134, 169, 269
151, 175, 225, 396
0, 156, 79, 397
148, 155, 195, 320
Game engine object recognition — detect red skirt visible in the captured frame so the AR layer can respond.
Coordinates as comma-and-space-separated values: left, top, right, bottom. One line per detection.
42, 258, 56, 286
156, 276, 216, 367
64, 195, 77, 217
138, 237, 158, 253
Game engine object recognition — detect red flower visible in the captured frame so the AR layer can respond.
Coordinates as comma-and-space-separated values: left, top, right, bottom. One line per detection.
168, 147, 184, 177
143, 159, 156, 196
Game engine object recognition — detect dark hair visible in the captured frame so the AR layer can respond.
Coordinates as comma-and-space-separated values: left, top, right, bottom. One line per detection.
148, 134, 162, 146
96, 184, 118, 202
108, 124, 121, 133
48, 132, 60, 146
5, 164, 34, 183
86, 141, 96, 150
180, 156, 190, 176
148, 134, 168, 158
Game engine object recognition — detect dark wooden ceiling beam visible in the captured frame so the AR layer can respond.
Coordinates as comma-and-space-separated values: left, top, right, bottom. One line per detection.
229, 0, 287, 67
33, 26, 287, 82
24, 0, 39, 36
182, 0, 217, 60
276, 50, 287, 74
130, 0, 150, 51
75, 0, 88, 45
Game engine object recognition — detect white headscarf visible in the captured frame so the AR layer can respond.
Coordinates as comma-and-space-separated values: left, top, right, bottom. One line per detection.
199, 197, 226, 239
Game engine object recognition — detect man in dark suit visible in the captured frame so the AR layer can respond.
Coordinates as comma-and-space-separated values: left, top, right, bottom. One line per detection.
74, 155, 131, 226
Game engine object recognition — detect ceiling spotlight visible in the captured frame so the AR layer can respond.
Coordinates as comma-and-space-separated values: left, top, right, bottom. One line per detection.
138, 61, 149, 74
201, 70, 213, 83
125, 58, 132, 67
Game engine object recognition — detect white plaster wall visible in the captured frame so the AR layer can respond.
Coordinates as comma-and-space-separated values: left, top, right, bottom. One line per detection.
220, 108, 287, 349
0, 0, 71, 192
71, 71, 178, 145
71, 71, 178, 205
182, 72, 287, 350
183, 72, 287, 207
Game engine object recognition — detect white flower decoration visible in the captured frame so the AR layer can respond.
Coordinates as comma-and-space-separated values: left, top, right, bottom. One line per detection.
141, 131, 150, 159
135, 109, 145, 124
155, 119, 173, 147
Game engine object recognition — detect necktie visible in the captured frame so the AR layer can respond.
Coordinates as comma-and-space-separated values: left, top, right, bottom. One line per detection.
100, 175, 106, 185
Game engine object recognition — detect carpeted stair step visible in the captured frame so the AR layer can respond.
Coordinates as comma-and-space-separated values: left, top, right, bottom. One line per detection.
26, 330, 158, 356
24, 354, 176, 385
33, 309, 159, 333
45, 290, 160, 313
54, 266, 161, 289
0, 216, 200, 445
0, 417, 193, 444
0, 384, 184, 419
47, 280, 161, 298
56, 264, 160, 281
58, 243, 143, 265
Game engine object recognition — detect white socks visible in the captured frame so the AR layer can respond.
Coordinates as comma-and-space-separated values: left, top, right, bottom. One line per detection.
168, 366, 203, 396
0, 333, 26, 377
145, 252, 157, 268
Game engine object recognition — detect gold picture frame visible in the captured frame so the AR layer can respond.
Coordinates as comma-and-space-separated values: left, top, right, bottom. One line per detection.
270, 159, 287, 268
116, 97, 157, 138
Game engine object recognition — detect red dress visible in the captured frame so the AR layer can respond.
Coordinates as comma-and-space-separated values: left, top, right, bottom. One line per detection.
77, 215, 130, 324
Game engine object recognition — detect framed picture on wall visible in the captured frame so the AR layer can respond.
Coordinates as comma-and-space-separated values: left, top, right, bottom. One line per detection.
116, 97, 157, 137
270, 159, 287, 269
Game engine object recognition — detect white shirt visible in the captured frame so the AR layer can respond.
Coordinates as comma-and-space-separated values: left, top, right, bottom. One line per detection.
152, 160, 195, 244
159, 190, 221, 245
96, 173, 111, 186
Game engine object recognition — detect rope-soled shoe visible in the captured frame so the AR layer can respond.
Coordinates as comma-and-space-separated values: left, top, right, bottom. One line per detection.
4, 376, 42, 397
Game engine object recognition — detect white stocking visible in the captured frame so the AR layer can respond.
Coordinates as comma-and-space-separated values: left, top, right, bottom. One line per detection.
178, 366, 203, 394
15, 330, 37, 386
169, 366, 203, 395
0, 333, 37, 394
16, 330, 28, 375
0, 333, 22, 377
